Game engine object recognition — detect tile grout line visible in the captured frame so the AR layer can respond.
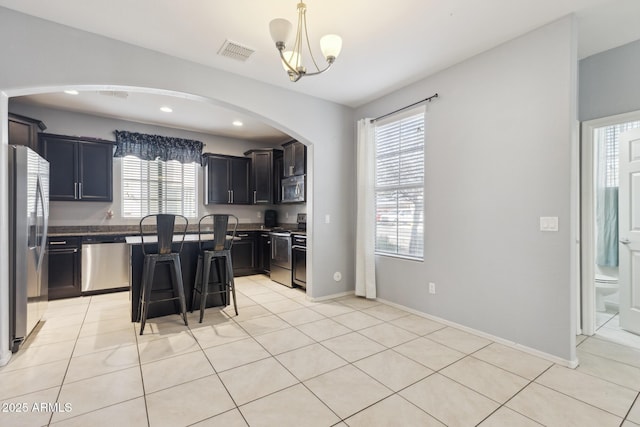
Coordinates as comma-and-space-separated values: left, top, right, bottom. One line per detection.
620, 391, 640, 425
226, 312, 343, 423
188, 305, 252, 425
46, 296, 92, 427
472, 362, 556, 427
133, 314, 154, 427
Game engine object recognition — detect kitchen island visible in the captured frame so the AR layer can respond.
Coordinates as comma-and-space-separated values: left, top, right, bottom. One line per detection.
48, 223, 300, 321
126, 235, 228, 322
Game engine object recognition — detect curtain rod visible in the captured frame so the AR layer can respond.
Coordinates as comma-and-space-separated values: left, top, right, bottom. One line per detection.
370, 93, 439, 123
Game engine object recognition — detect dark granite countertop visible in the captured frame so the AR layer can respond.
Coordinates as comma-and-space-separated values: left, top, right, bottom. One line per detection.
48, 223, 300, 237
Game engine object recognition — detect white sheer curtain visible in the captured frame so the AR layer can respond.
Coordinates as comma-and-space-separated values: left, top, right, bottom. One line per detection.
355, 118, 376, 298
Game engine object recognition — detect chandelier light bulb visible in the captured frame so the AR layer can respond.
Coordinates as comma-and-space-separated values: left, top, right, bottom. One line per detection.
320, 34, 342, 61
269, 18, 292, 45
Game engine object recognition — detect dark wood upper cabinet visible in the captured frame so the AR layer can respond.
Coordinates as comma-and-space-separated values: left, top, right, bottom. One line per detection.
204, 154, 250, 205
273, 150, 283, 203
282, 140, 306, 177
8, 113, 46, 153
244, 149, 283, 204
40, 134, 113, 202
78, 141, 114, 201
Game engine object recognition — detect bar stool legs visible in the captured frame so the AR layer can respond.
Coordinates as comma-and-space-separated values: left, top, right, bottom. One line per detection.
139, 254, 189, 335
225, 253, 238, 316
191, 251, 237, 323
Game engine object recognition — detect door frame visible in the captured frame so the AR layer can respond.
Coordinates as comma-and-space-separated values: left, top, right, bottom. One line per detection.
580, 110, 640, 336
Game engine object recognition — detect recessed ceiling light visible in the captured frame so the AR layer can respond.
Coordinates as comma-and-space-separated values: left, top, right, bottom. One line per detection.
160, 106, 173, 113
64, 90, 79, 95
232, 120, 243, 127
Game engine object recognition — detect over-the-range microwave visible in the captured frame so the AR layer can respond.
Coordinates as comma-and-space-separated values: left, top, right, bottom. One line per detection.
281, 175, 305, 203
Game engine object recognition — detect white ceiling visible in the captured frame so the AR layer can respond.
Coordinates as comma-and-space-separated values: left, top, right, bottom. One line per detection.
3, 0, 640, 140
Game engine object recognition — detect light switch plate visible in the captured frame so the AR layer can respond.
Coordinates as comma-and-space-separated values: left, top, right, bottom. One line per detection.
539, 216, 559, 232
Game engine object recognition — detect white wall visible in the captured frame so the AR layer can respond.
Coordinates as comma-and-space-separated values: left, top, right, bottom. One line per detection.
0, 7, 355, 364
355, 17, 579, 362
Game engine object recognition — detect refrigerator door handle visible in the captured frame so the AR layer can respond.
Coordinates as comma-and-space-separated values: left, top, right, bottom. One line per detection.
35, 176, 48, 273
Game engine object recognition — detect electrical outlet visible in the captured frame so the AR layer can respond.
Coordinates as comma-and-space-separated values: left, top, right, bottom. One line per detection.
257, 211, 261, 218
428, 282, 436, 294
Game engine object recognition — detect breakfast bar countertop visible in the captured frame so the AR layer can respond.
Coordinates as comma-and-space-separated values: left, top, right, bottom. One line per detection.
47, 223, 298, 237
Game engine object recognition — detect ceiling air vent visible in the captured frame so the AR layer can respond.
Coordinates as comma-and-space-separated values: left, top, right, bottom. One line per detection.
218, 39, 255, 62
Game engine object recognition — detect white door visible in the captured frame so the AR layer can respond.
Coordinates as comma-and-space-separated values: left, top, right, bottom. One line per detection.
619, 128, 640, 334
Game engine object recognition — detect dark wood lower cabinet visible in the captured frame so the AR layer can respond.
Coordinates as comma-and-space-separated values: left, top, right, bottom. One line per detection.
231, 232, 257, 276
258, 233, 271, 274
47, 237, 82, 300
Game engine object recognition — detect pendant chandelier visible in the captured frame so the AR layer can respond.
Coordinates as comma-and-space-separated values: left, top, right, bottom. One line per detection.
269, 2, 342, 82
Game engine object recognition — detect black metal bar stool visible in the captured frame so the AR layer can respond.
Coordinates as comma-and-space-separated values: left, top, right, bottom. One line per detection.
138, 214, 189, 335
191, 214, 238, 322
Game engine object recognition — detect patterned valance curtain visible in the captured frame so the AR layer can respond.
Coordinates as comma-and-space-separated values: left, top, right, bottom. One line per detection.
113, 130, 203, 164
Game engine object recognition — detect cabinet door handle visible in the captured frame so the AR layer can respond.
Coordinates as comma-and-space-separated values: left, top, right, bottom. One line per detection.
79, 182, 82, 199
254, 191, 257, 204
49, 241, 67, 245
228, 190, 231, 204
237, 233, 249, 237
74, 182, 78, 199
231, 190, 234, 204
49, 248, 78, 254
289, 165, 294, 176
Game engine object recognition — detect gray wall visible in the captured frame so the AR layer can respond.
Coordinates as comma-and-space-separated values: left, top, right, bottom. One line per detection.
0, 7, 355, 364
579, 38, 640, 121
8, 101, 304, 227
355, 17, 578, 361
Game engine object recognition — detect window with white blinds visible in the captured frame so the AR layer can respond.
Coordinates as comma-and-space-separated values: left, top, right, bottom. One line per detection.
374, 107, 425, 259
121, 155, 197, 218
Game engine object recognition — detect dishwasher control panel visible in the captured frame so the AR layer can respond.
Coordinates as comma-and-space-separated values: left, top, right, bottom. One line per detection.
82, 235, 127, 244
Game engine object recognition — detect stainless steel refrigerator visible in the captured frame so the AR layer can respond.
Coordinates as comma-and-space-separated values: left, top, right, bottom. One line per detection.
9, 145, 49, 353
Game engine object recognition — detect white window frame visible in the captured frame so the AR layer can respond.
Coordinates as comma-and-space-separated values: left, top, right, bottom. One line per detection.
374, 106, 425, 260
121, 155, 198, 219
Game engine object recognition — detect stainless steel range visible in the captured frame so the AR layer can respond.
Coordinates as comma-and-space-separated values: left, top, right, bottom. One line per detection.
270, 213, 306, 288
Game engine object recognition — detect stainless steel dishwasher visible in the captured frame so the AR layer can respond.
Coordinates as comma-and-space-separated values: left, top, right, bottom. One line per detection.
81, 235, 130, 293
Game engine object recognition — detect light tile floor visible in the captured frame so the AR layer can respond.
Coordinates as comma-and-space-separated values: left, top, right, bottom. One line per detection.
1, 275, 639, 427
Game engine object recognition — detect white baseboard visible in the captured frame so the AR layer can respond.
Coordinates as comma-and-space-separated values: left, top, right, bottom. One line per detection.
308, 290, 354, 302
377, 297, 579, 368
